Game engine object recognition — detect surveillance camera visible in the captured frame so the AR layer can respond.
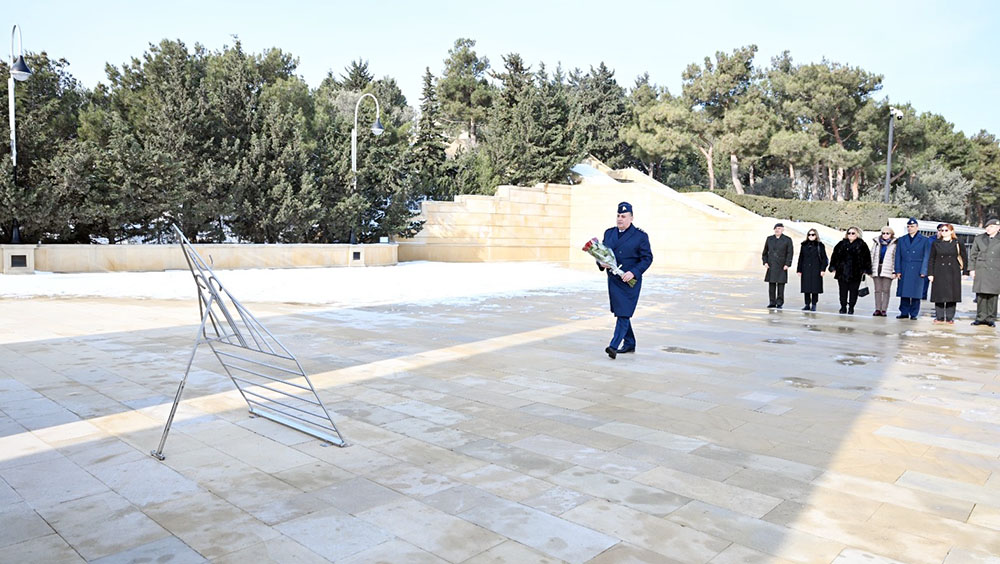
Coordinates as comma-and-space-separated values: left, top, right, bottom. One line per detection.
889, 107, 904, 120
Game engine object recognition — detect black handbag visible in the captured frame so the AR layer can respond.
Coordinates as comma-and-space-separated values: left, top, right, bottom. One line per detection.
858, 275, 870, 297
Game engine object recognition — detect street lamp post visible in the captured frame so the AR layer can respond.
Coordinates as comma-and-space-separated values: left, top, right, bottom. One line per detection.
883, 106, 903, 204
350, 93, 384, 244
7, 25, 32, 244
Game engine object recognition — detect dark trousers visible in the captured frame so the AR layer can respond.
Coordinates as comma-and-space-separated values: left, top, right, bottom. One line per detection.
803, 292, 819, 306
610, 316, 635, 350
935, 302, 957, 321
838, 280, 860, 308
976, 293, 998, 323
768, 283, 786, 306
899, 297, 922, 318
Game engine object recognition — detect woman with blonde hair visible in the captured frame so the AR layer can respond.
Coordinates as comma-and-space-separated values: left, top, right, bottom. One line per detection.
928, 223, 969, 324
829, 227, 872, 314
870, 226, 897, 316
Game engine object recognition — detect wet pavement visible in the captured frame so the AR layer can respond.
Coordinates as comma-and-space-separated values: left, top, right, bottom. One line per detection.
1, 272, 999, 563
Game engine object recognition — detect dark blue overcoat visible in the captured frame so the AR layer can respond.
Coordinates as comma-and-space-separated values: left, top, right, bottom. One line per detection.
601, 225, 654, 317
894, 233, 931, 299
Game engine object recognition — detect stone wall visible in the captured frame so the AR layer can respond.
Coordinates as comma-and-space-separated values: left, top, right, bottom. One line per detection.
396, 165, 794, 273
26, 243, 398, 273
397, 184, 572, 263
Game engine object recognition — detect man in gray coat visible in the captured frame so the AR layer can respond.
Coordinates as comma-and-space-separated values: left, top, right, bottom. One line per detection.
762, 223, 794, 309
970, 218, 1000, 327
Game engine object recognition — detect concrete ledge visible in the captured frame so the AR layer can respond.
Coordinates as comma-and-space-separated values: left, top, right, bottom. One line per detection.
0, 245, 36, 274
28, 243, 398, 273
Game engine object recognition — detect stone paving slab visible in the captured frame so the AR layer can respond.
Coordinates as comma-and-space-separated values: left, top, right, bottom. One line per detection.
0, 273, 998, 562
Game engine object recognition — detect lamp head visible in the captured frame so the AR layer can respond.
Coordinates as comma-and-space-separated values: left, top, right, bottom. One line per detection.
10, 54, 31, 81
371, 117, 384, 136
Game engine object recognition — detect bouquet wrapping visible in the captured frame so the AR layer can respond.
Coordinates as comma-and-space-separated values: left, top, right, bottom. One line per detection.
582, 237, 636, 287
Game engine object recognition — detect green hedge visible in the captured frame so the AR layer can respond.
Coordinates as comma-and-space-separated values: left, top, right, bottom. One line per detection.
673, 185, 706, 193
721, 193, 902, 231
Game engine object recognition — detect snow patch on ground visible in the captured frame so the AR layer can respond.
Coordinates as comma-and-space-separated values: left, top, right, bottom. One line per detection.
0, 261, 604, 307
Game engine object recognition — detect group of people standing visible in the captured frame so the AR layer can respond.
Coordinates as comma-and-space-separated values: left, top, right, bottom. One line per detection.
595, 204, 1000, 361
762, 217, 1000, 325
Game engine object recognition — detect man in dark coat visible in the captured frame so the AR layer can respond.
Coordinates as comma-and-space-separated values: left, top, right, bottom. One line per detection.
894, 217, 932, 319
598, 202, 653, 359
970, 218, 1000, 327
762, 223, 794, 309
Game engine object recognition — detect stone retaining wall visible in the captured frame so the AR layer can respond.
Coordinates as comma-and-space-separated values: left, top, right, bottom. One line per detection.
1, 243, 398, 273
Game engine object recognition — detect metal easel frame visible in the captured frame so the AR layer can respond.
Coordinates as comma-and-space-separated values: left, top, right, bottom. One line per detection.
151, 225, 345, 460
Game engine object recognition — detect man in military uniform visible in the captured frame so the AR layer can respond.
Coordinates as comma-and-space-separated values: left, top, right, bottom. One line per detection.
762, 223, 794, 309
894, 217, 931, 319
597, 202, 653, 359
970, 218, 1000, 327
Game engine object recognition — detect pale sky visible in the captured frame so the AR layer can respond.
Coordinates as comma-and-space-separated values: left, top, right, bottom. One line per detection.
7, 0, 999, 136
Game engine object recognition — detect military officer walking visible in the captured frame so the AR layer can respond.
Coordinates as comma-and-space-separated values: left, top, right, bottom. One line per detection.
597, 202, 653, 359
894, 217, 932, 319
970, 218, 1000, 327
762, 223, 794, 308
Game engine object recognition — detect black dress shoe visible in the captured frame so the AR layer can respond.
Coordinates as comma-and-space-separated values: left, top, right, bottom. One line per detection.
802, 305, 811, 310
766, 303, 776, 308
776, 305, 783, 309
839, 307, 847, 314
847, 307, 854, 315
896, 314, 908, 319
972, 320, 984, 326
605, 347, 617, 359
810, 304, 817, 312
617, 347, 635, 354
989, 322, 997, 327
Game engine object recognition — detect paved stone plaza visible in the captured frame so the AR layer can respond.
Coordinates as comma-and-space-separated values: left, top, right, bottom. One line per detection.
1, 271, 999, 563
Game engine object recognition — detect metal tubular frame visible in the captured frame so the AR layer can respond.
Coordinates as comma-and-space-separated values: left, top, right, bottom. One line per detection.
150, 225, 346, 460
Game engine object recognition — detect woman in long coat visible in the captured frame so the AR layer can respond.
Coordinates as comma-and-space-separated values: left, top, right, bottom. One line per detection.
927, 223, 969, 324
870, 227, 898, 317
828, 226, 872, 314
796, 228, 828, 311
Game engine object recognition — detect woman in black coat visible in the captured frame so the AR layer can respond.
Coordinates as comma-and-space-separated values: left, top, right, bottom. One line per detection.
927, 223, 969, 324
796, 228, 828, 311
828, 226, 872, 314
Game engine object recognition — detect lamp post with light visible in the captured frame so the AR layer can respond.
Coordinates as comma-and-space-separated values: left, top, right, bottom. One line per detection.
7, 25, 32, 244
883, 106, 904, 204
350, 93, 384, 244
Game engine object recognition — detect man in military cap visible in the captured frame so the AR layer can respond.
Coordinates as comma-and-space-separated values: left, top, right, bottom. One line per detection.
970, 218, 1000, 327
762, 223, 794, 308
597, 202, 653, 359
894, 217, 932, 319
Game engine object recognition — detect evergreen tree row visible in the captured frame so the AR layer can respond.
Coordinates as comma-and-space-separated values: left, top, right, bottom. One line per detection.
1, 37, 997, 244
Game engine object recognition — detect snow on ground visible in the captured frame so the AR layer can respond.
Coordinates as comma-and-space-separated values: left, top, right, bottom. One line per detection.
0, 262, 604, 307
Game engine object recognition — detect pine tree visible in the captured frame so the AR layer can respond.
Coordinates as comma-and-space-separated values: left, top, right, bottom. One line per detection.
484, 58, 578, 188
437, 38, 492, 145
526, 65, 580, 183
409, 68, 450, 200
230, 77, 319, 243
337, 59, 374, 91
568, 63, 631, 168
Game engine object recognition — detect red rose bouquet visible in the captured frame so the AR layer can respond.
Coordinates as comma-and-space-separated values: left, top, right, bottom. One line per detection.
582, 237, 636, 287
